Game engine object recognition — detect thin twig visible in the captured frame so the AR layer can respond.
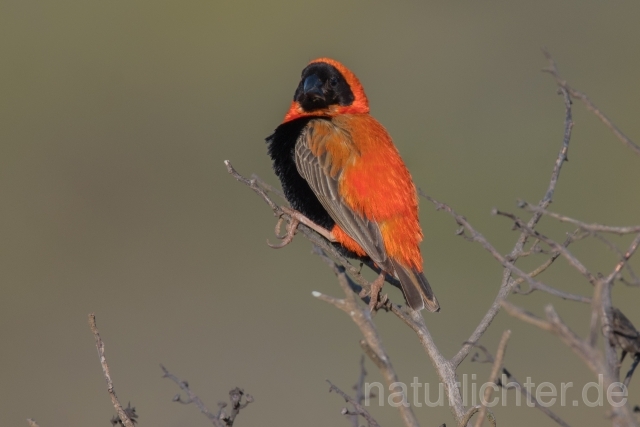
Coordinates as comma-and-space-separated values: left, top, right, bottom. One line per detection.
250, 173, 286, 199
328, 380, 381, 427
542, 49, 640, 156
88, 314, 135, 427
518, 201, 640, 235
313, 248, 421, 427
469, 345, 572, 427
223, 388, 254, 427
504, 302, 638, 426
474, 330, 511, 427
459, 406, 482, 427
494, 209, 598, 286
424, 196, 590, 304
160, 364, 224, 427
226, 160, 379, 294
500, 301, 553, 332
511, 230, 581, 294
451, 76, 574, 367
503, 368, 572, 427
350, 356, 368, 427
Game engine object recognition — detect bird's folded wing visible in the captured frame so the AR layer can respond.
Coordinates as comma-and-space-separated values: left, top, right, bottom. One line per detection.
294, 119, 388, 266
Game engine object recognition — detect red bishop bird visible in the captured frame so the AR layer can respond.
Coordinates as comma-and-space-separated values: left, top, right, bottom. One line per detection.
266, 58, 439, 312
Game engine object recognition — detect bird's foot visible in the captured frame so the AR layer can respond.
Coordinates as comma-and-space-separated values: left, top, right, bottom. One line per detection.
280, 207, 336, 242
268, 207, 336, 249
267, 214, 300, 249
367, 272, 387, 312
268, 207, 336, 248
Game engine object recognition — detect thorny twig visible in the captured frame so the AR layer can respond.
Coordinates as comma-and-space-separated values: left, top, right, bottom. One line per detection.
111, 403, 139, 426
88, 314, 136, 427
161, 364, 253, 427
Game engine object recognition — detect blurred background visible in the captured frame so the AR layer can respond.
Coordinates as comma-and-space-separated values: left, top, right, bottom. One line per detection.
2, 1, 640, 426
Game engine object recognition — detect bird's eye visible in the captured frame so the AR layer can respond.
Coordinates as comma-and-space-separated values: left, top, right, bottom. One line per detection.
329, 76, 338, 87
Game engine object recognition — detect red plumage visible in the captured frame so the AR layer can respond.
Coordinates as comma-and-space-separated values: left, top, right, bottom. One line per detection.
267, 58, 439, 311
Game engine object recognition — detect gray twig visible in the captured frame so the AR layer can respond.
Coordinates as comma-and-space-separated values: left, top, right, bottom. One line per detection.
312, 248, 421, 427
350, 356, 368, 427
542, 48, 640, 156
450, 70, 575, 367
88, 314, 135, 427
474, 330, 511, 427
161, 364, 222, 427
518, 201, 640, 235
328, 380, 381, 427
469, 344, 572, 427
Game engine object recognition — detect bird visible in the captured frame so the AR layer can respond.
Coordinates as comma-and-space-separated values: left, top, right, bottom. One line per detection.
265, 57, 439, 312
610, 307, 640, 362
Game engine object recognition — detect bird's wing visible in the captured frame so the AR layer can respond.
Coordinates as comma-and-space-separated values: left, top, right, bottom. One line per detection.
294, 119, 388, 266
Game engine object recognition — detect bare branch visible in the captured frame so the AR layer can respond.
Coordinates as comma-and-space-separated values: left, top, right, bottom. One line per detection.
518, 201, 640, 235
494, 209, 599, 286
226, 160, 381, 295
469, 344, 572, 427
222, 388, 254, 427
250, 173, 286, 199
313, 248, 421, 427
542, 49, 640, 156
423, 196, 591, 319
519, 302, 637, 426
349, 356, 368, 427
502, 368, 572, 427
426, 196, 590, 304
605, 234, 640, 284
160, 364, 224, 427
459, 406, 482, 427
500, 301, 554, 332
505, 301, 637, 425
88, 314, 135, 427
328, 380, 381, 427
474, 330, 511, 427
111, 403, 139, 426
450, 79, 574, 366
386, 304, 468, 424
511, 230, 582, 294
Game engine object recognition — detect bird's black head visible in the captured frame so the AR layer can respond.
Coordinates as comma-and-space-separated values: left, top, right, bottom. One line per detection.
293, 62, 355, 113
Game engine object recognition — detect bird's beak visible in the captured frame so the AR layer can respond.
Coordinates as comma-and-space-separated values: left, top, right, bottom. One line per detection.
303, 74, 325, 100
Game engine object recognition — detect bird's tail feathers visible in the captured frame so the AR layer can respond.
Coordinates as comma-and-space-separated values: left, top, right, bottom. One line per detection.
391, 260, 440, 312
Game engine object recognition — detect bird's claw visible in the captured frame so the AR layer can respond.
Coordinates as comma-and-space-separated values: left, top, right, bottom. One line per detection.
366, 273, 387, 312
273, 217, 286, 239
267, 212, 300, 249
